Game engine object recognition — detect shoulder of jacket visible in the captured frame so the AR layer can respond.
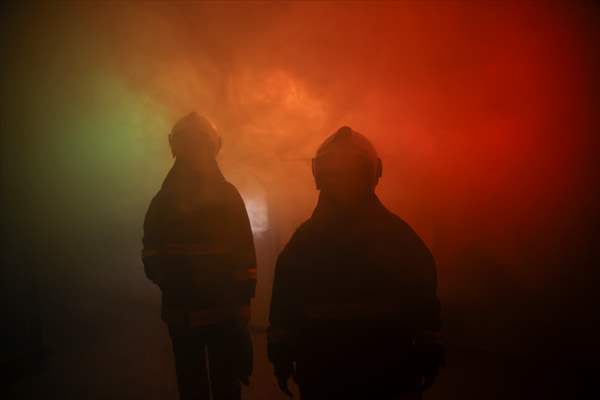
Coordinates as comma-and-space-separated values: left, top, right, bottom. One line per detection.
381, 209, 431, 250
218, 181, 244, 203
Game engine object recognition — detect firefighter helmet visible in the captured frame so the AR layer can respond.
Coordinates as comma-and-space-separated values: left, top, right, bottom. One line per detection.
169, 112, 221, 158
312, 126, 382, 189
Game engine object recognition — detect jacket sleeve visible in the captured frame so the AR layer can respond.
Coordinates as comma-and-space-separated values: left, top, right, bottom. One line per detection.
226, 187, 257, 299
410, 234, 445, 368
415, 242, 441, 333
142, 193, 163, 285
267, 244, 299, 366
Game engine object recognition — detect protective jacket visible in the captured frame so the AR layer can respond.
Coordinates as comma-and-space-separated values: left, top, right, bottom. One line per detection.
268, 193, 442, 398
143, 160, 256, 328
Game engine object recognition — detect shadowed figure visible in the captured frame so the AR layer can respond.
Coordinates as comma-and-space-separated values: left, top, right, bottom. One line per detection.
268, 127, 444, 400
142, 113, 257, 400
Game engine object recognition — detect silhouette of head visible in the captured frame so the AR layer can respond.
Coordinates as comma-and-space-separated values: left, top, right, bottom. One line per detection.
169, 112, 221, 168
312, 126, 382, 208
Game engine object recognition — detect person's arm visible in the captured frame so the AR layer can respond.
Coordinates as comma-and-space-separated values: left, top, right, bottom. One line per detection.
416, 244, 441, 333
227, 187, 257, 300
411, 238, 445, 390
142, 194, 163, 285
268, 246, 298, 397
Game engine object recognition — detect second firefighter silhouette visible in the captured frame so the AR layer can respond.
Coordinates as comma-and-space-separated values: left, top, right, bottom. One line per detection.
268, 127, 444, 400
142, 113, 256, 400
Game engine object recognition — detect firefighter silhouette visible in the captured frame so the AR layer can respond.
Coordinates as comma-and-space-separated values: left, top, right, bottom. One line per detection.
142, 113, 256, 400
268, 127, 444, 400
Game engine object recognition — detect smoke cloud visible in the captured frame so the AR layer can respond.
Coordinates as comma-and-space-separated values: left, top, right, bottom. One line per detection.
4, 1, 599, 357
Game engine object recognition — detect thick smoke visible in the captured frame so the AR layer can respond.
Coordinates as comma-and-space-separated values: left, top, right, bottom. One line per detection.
5, 1, 599, 356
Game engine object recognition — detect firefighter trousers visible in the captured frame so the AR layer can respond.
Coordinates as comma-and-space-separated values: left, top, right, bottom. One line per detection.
168, 325, 251, 400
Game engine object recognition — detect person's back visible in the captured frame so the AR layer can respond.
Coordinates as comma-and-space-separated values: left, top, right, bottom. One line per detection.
268, 127, 443, 400
143, 113, 256, 400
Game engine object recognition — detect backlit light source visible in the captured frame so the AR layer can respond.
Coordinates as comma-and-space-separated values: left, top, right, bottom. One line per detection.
242, 194, 269, 233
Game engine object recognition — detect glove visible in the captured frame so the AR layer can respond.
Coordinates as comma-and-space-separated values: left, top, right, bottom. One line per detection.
268, 326, 295, 397
413, 331, 445, 391
229, 326, 253, 386
417, 364, 439, 391
274, 361, 294, 397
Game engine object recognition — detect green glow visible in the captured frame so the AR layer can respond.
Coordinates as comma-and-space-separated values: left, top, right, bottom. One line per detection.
35, 70, 172, 236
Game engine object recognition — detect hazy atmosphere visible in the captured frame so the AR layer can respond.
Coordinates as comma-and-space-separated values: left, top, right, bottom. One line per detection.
2, 2, 599, 399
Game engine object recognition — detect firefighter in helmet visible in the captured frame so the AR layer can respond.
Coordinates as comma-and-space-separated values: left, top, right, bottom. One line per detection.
142, 112, 257, 400
268, 126, 443, 400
